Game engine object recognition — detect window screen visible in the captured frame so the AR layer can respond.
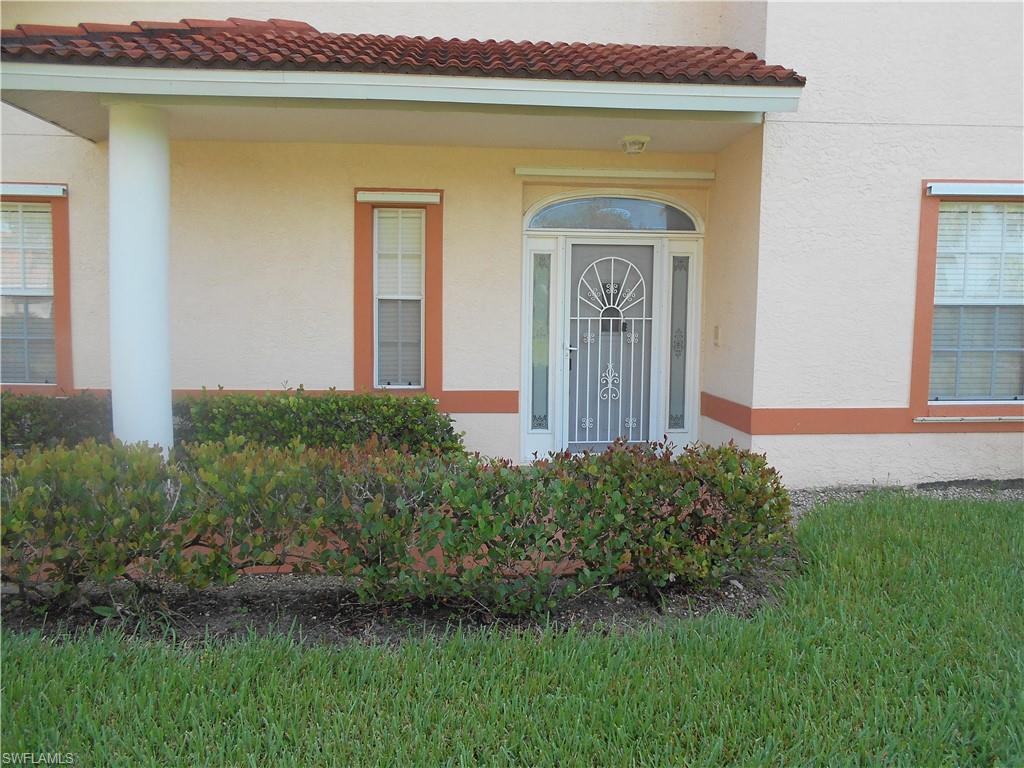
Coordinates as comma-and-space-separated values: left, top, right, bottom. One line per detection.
929, 202, 1023, 400
375, 209, 424, 387
1, 202, 56, 383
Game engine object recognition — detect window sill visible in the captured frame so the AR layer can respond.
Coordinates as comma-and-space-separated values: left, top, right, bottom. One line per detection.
924, 401, 1024, 419
928, 400, 1023, 406
914, 415, 1024, 424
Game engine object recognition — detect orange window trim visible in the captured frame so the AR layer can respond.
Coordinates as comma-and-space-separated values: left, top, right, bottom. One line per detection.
353, 188, 444, 395
0, 190, 72, 395
909, 179, 1024, 422
2, 384, 520, 416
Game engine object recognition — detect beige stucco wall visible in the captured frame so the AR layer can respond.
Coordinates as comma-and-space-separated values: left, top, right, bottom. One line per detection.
702, 126, 763, 408
699, 417, 751, 451
732, 1, 1024, 485
754, 433, 1024, 489
1, 109, 110, 388
754, 2, 1024, 409
452, 413, 520, 458
0, 137, 715, 395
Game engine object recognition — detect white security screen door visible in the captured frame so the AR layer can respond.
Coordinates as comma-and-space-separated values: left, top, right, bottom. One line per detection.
567, 244, 655, 451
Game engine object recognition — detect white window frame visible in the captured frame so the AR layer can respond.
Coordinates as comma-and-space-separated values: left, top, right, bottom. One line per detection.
1, 200, 57, 385
928, 201, 1023, 404
372, 207, 426, 389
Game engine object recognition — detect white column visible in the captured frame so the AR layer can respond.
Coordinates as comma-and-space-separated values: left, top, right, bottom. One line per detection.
108, 103, 173, 448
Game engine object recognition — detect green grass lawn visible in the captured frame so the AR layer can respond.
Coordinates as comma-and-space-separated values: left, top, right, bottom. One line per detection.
3, 493, 1022, 767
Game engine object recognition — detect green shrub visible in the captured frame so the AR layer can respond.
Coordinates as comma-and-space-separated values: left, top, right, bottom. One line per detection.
168, 438, 335, 588
319, 450, 566, 613
309, 443, 458, 603
1, 441, 176, 602
171, 389, 463, 454
679, 441, 792, 577
1, 439, 789, 615
2, 390, 463, 455
541, 442, 718, 593
0, 392, 113, 450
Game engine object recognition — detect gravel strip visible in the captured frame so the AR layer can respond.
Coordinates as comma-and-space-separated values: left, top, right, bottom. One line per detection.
789, 479, 1024, 523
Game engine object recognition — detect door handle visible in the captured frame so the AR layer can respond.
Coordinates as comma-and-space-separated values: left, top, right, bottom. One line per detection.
566, 344, 577, 371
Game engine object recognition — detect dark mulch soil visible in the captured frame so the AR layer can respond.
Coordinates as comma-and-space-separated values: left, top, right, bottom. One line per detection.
1, 549, 799, 647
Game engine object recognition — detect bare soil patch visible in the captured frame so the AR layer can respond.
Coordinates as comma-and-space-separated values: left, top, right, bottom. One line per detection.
1, 549, 798, 646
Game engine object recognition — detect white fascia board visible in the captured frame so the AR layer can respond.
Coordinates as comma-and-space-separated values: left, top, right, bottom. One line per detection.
0, 62, 803, 113
1, 182, 68, 197
356, 191, 441, 204
515, 167, 715, 180
927, 182, 1024, 197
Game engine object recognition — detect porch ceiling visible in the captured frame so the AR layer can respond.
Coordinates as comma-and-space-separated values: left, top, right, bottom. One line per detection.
1, 90, 759, 151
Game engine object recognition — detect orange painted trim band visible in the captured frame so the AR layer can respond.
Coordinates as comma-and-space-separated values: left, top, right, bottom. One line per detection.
1, 386, 520, 414
436, 390, 519, 413
171, 387, 518, 413
1, 192, 73, 393
0, 384, 72, 396
701, 392, 1023, 435
700, 392, 751, 434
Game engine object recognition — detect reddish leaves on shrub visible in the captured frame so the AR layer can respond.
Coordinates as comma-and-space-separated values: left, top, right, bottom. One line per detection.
1, 438, 789, 613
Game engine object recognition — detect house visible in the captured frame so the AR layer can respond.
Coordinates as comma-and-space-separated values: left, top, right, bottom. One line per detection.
0, 2, 1021, 487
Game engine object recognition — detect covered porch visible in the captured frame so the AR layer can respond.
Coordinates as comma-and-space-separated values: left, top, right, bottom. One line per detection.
0, 18, 803, 455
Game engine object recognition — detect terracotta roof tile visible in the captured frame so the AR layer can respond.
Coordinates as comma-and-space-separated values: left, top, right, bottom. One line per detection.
0, 17, 805, 86
131, 21, 190, 32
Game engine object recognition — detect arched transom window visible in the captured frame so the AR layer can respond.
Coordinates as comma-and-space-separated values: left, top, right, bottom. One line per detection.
528, 196, 696, 232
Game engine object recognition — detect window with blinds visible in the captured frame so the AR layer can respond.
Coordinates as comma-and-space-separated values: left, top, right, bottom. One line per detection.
1, 202, 56, 384
374, 208, 424, 388
929, 202, 1024, 400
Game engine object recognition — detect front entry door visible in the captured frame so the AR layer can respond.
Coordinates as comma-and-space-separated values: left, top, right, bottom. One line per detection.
567, 244, 654, 452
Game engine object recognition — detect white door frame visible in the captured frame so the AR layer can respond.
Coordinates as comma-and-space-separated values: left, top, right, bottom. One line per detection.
521, 224, 703, 460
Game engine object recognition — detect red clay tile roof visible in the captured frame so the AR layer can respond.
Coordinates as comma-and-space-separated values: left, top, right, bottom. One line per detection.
0, 17, 805, 86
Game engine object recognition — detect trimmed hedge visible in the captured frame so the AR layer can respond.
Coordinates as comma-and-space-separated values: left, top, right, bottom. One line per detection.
1, 439, 790, 614
0, 441, 176, 600
174, 390, 462, 453
0, 392, 112, 450
0, 390, 462, 454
